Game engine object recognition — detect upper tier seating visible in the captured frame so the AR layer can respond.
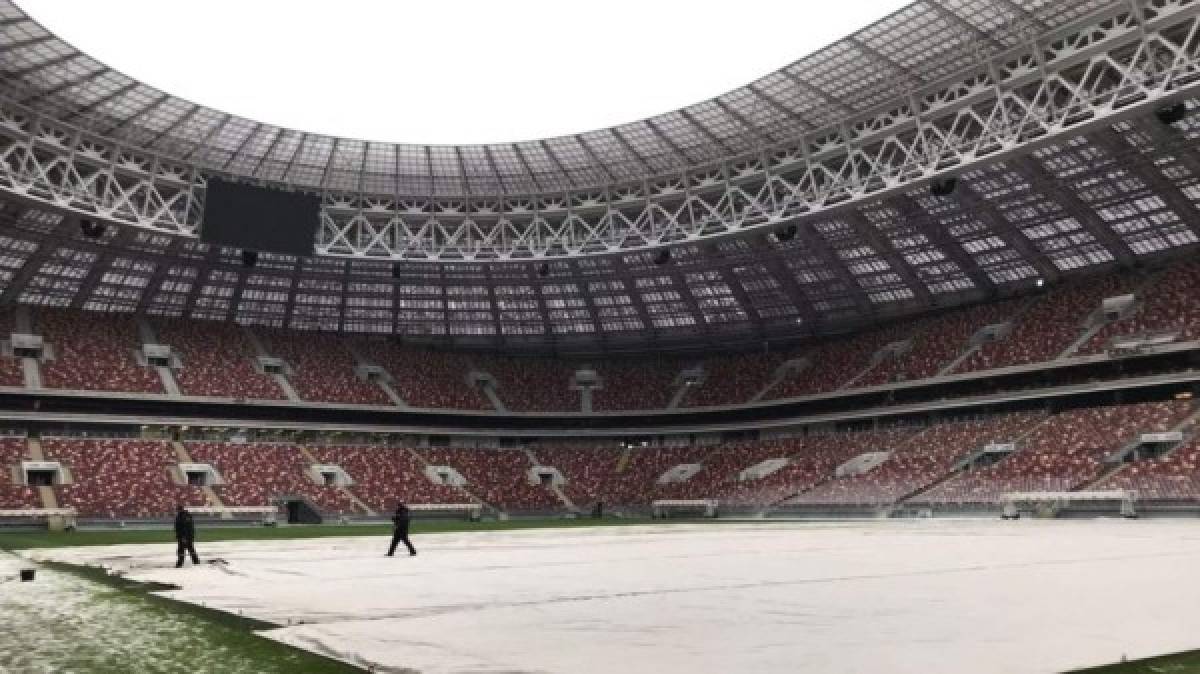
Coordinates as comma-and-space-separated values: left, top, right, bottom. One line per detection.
311, 445, 469, 511
1094, 437, 1200, 501
419, 448, 561, 512
354, 340, 490, 410
917, 401, 1193, 504
592, 358, 682, 411
155, 320, 283, 399
262, 331, 391, 406
187, 442, 360, 514
7, 256, 1194, 410
857, 300, 1022, 387
0, 311, 25, 387
1081, 260, 1200, 354
474, 355, 578, 412
791, 414, 1040, 506
45, 438, 204, 518
0, 436, 37, 508
682, 352, 786, 408
39, 310, 163, 394
956, 275, 1138, 373
768, 323, 918, 400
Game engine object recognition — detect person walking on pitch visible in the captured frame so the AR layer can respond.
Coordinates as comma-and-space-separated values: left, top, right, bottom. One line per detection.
387, 502, 417, 557
174, 505, 201, 568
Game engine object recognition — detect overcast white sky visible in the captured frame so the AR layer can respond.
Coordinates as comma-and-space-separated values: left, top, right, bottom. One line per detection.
18, 0, 913, 145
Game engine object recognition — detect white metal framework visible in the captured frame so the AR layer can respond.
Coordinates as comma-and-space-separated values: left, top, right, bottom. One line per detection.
0, 0, 1199, 347
0, 0, 1196, 263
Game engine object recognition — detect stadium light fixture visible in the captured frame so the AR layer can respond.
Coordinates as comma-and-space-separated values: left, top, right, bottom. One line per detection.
79, 218, 106, 239
775, 224, 798, 242
930, 177, 957, 197
1155, 102, 1188, 126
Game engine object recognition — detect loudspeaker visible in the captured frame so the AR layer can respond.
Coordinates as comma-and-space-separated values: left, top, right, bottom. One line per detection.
1156, 102, 1188, 126
775, 224, 798, 242
392, 261, 403, 280
653, 248, 671, 266
79, 218, 106, 239
536, 262, 550, 278
241, 250, 258, 268
930, 177, 957, 197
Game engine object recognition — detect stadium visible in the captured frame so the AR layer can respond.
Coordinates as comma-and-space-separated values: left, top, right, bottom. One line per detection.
1, 0, 1200, 671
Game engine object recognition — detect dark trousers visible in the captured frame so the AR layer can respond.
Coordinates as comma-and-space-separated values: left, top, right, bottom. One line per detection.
388, 531, 416, 556
176, 539, 199, 567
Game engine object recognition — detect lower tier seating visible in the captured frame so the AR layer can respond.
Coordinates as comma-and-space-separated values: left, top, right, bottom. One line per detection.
528, 445, 624, 508
0, 436, 37, 508
419, 448, 561, 511
187, 442, 360, 514
8, 398, 1194, 519
1092, 437, 1200, 501
45, 438, 204, 518
651, 441, 793, 501
312, 445, 469, 511
789, 414, 1041, 506
917, 401, 1193, 504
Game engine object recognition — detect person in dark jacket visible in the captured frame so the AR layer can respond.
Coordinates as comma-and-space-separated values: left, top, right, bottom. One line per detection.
387, 503, 416, 557
174, 505, 200, 568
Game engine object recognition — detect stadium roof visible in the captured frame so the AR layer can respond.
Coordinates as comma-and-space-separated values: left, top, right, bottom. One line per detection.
0, 0, 1198, 351
0, 0, 1114, 197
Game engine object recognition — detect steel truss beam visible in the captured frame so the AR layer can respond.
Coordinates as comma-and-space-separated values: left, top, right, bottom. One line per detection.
0, 0, 1198, 269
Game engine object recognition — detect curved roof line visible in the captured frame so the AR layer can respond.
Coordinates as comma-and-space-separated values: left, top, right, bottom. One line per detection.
0, 0, 1107, 199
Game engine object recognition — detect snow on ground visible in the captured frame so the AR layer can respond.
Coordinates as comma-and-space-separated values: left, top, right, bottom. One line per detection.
22, 519, 1200, 674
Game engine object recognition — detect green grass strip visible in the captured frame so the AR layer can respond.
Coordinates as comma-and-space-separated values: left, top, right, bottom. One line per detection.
3, 562, 363, 673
